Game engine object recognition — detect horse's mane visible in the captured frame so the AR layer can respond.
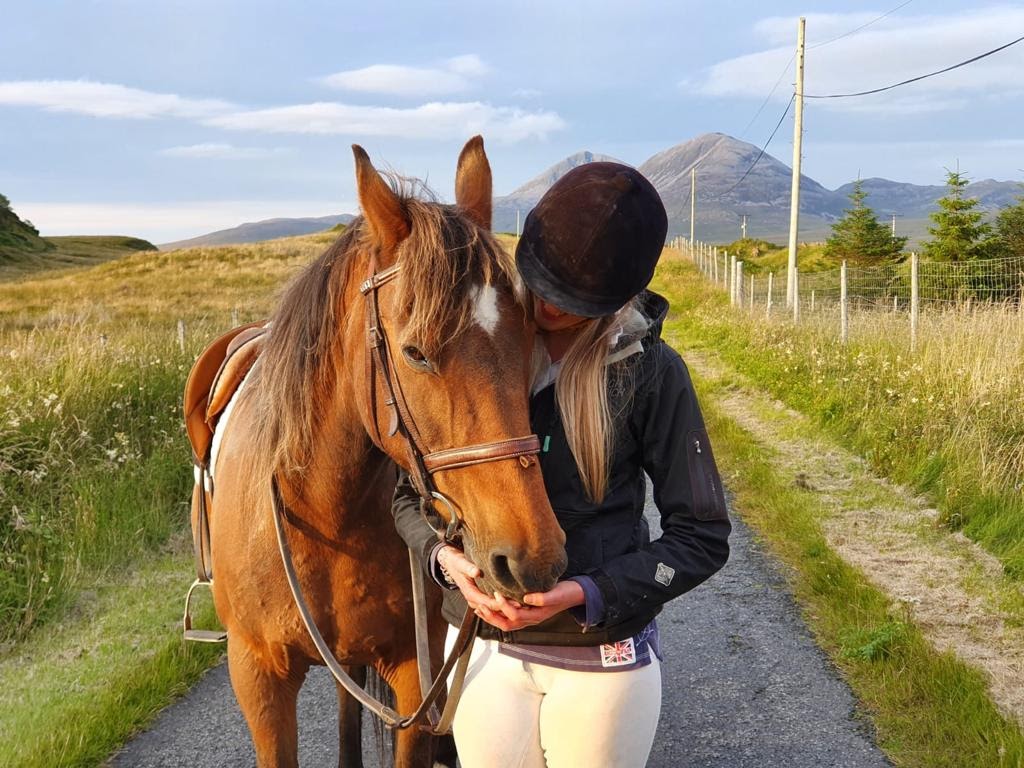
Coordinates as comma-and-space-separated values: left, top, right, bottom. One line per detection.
251, 180, 518, 480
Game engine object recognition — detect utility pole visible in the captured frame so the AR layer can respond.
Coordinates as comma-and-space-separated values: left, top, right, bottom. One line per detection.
741, 214, 748, 240
786, 16, 806, 309
516, 209, 521, 238
689, 167, 696, 245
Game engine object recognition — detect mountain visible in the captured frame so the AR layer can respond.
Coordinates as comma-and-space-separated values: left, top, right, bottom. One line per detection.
492, 151, 625, 233
639, 133, 849, 242
160, 214, 355, 250
493, 134, 1024, 244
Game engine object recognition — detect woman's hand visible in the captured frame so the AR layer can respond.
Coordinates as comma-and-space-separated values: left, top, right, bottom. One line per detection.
475, 581, 585, 632
437, 545, 585, 631
436, 545, 494, 611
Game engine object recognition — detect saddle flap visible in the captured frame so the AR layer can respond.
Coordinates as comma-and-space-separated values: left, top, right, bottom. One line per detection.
183, 322, 265, 465
206, 328, 267, 423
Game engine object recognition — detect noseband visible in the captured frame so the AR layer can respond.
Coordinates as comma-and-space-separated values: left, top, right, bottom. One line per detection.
359, 258, 541, 542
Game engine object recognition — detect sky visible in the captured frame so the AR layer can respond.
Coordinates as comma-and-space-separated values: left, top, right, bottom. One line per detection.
2, 0, 1023, 242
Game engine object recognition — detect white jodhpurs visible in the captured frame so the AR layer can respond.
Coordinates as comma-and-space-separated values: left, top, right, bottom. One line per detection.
445, 626, 662, 768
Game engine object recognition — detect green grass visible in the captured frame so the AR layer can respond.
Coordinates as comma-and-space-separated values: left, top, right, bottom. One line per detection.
0, 231, 337, 764
684, 379, 1024, 767
0, 552, 222, 768
0, 235, 158, 280
652, 257, 1024, 579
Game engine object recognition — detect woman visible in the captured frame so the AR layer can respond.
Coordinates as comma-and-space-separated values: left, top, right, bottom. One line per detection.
392, 162, 731, 767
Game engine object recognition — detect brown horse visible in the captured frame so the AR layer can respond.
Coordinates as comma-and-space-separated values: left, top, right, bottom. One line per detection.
204, 137, 567, 768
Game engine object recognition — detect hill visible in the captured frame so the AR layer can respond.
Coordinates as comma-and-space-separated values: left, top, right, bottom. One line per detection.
0, 194, 53, 263
1, 195, 156, 278
160, 214, 355, 250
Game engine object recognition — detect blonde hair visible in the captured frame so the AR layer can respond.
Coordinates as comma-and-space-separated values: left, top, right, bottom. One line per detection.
554, 301, 638, 502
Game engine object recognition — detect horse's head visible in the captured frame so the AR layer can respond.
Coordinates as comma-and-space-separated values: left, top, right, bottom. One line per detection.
351, 137, 567, 597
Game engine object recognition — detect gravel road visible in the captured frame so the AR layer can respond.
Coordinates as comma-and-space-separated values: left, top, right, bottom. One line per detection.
111, 495, 891, 768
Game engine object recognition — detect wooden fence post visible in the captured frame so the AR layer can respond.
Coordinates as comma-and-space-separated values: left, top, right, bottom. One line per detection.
735, 261, 744, 306
910, 251, 919, 352
767, 272, 774, 316
750, 276, 755, 312
840, 261, 848, 344
231, 308, 239, 327
177, 319, 186, 353
811, 290, 816, 312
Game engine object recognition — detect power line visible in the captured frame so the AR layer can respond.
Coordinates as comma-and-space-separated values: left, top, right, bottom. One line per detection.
737, 54, 794, 139
714, 93, 796, 199
807, 33, 1024, 99
808, 0, 915, 49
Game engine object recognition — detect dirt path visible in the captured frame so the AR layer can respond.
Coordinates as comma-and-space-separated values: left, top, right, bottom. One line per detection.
685, 349, 1024, 725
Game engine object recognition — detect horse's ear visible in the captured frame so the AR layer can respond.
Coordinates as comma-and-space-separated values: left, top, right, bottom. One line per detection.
455, 135, 492, 230
352, 144, 410, 254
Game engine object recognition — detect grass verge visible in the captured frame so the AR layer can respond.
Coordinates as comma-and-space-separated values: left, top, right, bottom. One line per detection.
0, 551, 222, 767
651, 257, 1024, 578
689, 371, 1024, 767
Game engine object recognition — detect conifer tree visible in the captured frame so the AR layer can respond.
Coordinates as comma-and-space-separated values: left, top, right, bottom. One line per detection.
922, 169, 994, 262
994, 190, 1024, 259
824, 180, 907, 264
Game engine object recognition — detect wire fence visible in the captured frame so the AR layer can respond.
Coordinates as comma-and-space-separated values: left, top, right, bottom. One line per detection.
668, 236, 1024, 348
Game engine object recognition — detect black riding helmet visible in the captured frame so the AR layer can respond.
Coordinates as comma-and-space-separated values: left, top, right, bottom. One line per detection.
515, 162, 668, 318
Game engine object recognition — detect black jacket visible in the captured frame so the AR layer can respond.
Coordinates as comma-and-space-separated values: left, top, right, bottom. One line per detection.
391, 290, 731, 645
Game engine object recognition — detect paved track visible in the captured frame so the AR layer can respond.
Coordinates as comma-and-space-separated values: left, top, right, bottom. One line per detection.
111, 495, 891, 767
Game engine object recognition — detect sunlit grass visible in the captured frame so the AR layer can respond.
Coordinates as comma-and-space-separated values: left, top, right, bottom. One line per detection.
653, 257, 1024, 576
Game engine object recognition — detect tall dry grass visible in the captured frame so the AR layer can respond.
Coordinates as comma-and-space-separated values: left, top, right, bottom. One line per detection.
0, 232, 334, 641
655, 258, 1024, 576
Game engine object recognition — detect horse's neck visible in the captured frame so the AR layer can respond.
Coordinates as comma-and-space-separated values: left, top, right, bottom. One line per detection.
291, 252, 391, 527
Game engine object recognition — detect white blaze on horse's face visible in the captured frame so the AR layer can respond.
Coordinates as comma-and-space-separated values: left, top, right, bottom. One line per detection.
471, 283, 500, 337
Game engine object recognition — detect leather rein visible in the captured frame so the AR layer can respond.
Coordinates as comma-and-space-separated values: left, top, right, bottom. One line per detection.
271, 257, 541, 733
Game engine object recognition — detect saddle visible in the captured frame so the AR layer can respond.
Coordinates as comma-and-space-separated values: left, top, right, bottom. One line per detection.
181, 321, 268, 642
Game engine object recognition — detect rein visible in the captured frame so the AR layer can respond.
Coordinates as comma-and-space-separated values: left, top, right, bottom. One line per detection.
270, 257, 542, 733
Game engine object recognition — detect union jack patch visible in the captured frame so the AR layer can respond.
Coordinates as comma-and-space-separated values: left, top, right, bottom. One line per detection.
600, 638, 636, 667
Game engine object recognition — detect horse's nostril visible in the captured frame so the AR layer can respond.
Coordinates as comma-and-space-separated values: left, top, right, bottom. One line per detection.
489, 554, 516, 590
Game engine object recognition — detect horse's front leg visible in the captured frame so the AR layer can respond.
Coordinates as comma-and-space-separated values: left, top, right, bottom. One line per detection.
382, 655, 435, 768
336, 665, 366, 768
227, 638, 308, 768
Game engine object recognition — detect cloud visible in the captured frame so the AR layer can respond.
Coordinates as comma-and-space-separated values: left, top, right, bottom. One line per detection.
512, 87, 542, 99
206, 101, 566, 142
0, 72, 564, 144
13, 199, 354, 243
158, 142, 288, 159
321, 54, 489, 96
693, 7, 1024, 114
0, 79, 232, 119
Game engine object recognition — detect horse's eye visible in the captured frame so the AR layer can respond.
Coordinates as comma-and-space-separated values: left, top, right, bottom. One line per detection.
401, 345, 434, 373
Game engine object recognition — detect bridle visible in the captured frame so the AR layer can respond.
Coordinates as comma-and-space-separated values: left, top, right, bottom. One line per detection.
360, 258, 540, 540
271, 254, 542, 734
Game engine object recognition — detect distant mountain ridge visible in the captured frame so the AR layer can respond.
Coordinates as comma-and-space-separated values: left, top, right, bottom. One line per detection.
160, 214, 355, 250
494, 133, 1023, 243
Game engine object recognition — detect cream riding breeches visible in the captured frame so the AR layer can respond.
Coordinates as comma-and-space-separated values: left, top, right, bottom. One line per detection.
445, 626, 662, 768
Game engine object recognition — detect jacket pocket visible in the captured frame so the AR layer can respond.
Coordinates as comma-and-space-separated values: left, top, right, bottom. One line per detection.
686, 428, 728, 521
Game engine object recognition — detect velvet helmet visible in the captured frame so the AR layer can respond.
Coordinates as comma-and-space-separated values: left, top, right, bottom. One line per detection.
515, 162, 668, 318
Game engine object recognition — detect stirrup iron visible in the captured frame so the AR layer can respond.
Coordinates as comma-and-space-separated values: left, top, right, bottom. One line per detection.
182, 578, 227, 643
